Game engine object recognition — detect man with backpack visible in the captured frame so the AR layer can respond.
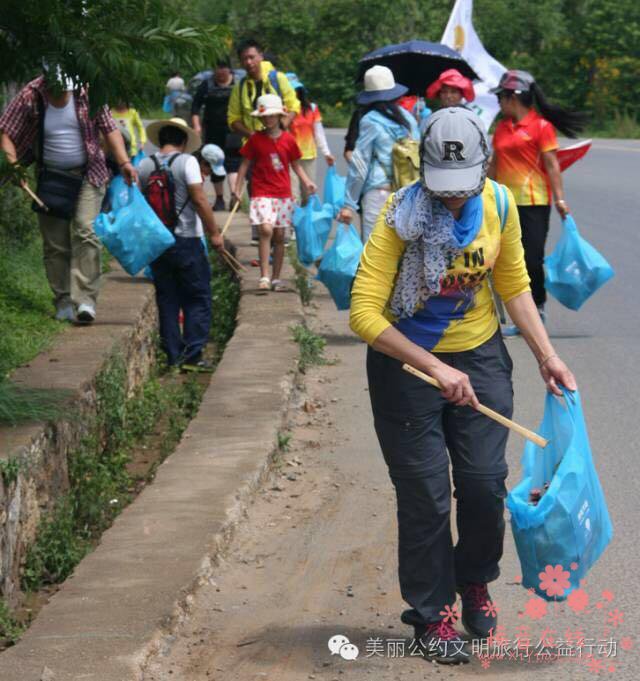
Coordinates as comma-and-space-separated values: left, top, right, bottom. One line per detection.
138, 118, 224, 372
191, 59, 240, 211
227, 39, 300, 141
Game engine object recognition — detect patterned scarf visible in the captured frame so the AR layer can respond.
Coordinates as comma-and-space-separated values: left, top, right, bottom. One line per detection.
386, 181, 484, 318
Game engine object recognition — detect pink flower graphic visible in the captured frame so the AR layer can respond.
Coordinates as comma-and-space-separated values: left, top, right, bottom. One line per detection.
480, 656, 491, 669
539, 564, 571, 598
567, 588, 590, 612
570, 561, 579, 570
608, 665, 616, 673
607, 609, 624, 627
524, 596, 548, 620
482, 600, 499, 618
620, 636, 633, 651
539, 626, 557, 647
439, 603, 459, 624
586, 656, 604, 673
601, 589, 614, 602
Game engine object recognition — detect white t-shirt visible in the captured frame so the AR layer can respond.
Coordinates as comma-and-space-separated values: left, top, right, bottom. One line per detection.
138, 152, 203, 237
42, 97, 88, 169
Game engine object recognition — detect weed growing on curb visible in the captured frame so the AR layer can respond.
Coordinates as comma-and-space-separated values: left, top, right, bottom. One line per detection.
0, 382, 70, 426
0, 600, 24, 645
291, 324, 327, 373
277, 431, 292, 452
287, 243, 313, 306
0, 457, 22, 486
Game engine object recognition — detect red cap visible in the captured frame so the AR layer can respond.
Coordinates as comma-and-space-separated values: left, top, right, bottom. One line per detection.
426, 69, 475, 103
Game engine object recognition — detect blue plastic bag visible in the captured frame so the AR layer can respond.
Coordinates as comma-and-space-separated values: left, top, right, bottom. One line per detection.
506, 389, 612, 600
316, 224, 363, 310
94, 179, 175, 276
544, 216, 614, 310
322, 166, 346, 217
292, 194, 333, 266
132, 150, 146, 167
162, 95, 173, 114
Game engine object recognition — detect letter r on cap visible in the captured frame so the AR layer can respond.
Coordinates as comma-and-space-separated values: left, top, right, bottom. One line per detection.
442, 141, 465, 161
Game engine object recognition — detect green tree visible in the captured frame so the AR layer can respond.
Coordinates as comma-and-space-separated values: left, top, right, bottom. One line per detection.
0, 0, 229, 111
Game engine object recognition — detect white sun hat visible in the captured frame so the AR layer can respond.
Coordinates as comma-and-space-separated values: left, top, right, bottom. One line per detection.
357, 65, 408, 105
251, 93, 287, 117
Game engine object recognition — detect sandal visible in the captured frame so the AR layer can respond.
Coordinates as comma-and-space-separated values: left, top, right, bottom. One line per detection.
271, 279, 289, 292
258, 276, 271, 291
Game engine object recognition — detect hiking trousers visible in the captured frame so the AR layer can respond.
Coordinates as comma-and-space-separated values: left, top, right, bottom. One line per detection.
37, 178, 105, 309
366, 331, 513, 625
150, 236, 212, 366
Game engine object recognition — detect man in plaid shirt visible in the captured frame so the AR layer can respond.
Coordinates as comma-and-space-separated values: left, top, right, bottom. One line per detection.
0, 73, 137, 323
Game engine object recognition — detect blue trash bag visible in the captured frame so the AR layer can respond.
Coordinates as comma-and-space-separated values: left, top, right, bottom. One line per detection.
322, 166, 346, 217
162, 94, 173, 114
506, 388, 613, 601
316, 224, 363, 310
94, 179, 175, 276
132, 150, 146, 167
292, 194, 333, 266
544, 215, 614, 311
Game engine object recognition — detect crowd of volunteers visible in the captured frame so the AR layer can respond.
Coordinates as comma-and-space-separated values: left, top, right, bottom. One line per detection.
0, 33, 592, 665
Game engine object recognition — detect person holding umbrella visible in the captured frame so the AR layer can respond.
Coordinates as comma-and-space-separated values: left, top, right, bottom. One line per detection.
349, 106, 576, 664
337, 66, 418, 242
488, 70, 587, 335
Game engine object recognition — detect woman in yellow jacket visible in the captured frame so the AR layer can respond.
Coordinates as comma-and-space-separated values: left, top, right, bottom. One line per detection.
112, 101, 146, 156
350, 107, 576, 665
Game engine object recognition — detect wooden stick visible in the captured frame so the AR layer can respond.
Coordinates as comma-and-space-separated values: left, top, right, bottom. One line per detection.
221, 200, 240, 237
220, 250, 242, 275
222, 248, 247, 271
402, 363, 549, 448
22, 184, 48, 211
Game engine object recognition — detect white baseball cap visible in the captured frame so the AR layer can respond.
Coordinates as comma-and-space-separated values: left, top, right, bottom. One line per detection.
201, 144, 226, 176
420, 107, 491, 196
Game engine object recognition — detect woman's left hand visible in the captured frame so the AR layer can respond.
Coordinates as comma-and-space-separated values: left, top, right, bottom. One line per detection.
539, 355, 577, 396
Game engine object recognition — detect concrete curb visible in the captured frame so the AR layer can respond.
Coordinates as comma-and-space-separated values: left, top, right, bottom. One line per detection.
0, 214, 305, 680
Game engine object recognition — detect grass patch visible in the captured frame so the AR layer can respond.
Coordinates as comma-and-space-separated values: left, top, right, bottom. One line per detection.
287, 243, 313, 306
0, 600, 24, 646
277, 431, 292, 452
587, 111, 640, 139
291, 323, 327, 373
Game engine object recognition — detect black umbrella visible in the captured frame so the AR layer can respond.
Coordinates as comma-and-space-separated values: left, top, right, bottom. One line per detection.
356, 40, 478, 95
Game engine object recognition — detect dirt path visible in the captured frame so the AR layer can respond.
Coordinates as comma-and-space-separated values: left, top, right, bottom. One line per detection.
143, 287, 634, 681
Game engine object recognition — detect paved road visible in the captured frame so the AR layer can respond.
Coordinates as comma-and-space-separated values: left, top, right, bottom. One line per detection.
144, 134, 638, 679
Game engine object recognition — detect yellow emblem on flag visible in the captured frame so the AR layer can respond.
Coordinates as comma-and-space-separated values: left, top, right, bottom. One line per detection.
454, 25, 465, 52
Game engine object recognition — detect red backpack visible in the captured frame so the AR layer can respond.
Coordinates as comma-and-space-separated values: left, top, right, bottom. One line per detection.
144, 153, 189, 229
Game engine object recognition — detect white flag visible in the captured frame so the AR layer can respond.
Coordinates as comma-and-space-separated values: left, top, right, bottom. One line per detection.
441, 0, 506, 129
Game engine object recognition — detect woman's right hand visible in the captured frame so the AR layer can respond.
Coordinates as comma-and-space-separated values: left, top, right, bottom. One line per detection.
337, 207, 355, 224
429, 360, 479, 408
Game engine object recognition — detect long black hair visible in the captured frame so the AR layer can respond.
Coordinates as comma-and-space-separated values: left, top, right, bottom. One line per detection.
296, 86, 313, 115
365, 100, 411, 130
515, 83, 588, 138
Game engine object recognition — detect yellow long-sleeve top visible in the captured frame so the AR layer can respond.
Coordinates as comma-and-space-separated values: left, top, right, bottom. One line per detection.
350, 181, 531, 353
112, 107, 146, 156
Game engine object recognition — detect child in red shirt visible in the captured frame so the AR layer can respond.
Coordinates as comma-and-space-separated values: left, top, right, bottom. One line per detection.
235, 94, 316, 291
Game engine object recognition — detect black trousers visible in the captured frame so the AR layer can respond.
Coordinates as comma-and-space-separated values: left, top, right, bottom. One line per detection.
367, 332, 513, 625
518, 205, 551, 308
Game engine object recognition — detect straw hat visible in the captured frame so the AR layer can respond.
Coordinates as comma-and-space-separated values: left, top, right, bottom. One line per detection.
251, 94, 287, 117
146, 117, 201, 153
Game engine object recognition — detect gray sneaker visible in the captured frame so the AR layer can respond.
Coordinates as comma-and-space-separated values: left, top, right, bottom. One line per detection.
76, 303, 96, 324
55, 304, 75, 322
